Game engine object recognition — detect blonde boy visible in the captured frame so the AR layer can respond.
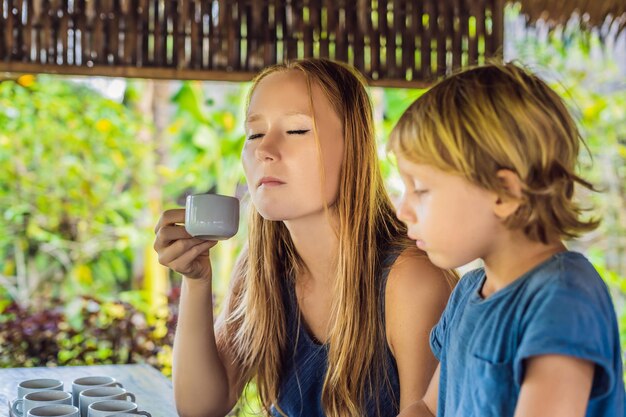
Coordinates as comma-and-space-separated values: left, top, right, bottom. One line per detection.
390, 62, 625, 417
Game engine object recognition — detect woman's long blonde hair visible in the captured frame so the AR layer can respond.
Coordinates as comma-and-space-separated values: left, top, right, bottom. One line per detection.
219, 58, 415, 416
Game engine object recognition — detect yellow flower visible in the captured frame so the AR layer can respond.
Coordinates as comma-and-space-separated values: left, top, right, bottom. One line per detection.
95, 119, 113, 132
222, 112, 235, 131
72, 264, 93, 285
17, 74, 36, 87
104, 303, 126, 319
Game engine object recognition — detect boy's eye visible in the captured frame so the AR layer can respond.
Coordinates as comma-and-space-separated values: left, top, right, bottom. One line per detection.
287, 129, 310, 135
247, 133, 264, 140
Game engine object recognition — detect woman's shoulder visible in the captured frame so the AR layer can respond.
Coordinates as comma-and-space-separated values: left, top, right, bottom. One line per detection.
383, 246, 455, 358
385, 246, 455, 298
384, 246, 454, 317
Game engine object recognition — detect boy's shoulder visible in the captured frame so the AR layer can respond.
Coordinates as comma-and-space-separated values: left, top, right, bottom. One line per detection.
512, 251, 618, 334
457, 266, 486, 292
452, 252, 608, 308
447, 267, 485, 306
523, 251, 608, 301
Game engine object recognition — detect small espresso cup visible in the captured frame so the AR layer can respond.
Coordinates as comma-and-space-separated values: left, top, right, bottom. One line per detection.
27, 404, 79, 417
79, 387, 135, 417
12, 390, 72, 417
104, 414, 141, 417
184, 193, 239, 240
103, 414, 140, 417
71, 376, 122, 407
16, 379, 64, 400
87, 400, 151, 417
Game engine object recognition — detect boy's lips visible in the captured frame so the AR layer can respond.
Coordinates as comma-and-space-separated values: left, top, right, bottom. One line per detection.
409, 233, 426, 249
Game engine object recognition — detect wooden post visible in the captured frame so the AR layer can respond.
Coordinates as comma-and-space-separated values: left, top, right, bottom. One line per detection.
0, 0, 5, 59
24, 0, 34, 62
476, 0, 485, 64
492, 0, 504, 57
60, 5, 69, 64
5, 0, 14, 61
436, 0, 447, 77
452, 0, 462, 70
422, 0, 432, 80
377, 0, 386, 78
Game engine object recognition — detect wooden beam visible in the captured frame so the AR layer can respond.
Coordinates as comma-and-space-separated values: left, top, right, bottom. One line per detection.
0, 61, 434, 88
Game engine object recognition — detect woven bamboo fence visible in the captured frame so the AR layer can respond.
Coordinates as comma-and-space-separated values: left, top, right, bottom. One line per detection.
0, 0, 504, 87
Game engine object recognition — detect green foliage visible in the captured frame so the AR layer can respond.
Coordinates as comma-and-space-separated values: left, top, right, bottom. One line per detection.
376, 88, 426, 199
0, 76, 153, 306
0, 290, 178, 375
163, 81, 248, 198
162, 81, 250, 301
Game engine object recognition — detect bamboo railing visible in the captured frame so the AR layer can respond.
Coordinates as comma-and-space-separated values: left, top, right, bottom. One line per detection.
0, 0, 504, 87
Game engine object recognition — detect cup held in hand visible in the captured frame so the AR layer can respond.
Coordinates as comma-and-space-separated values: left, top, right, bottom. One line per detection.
184, 194, 239, 240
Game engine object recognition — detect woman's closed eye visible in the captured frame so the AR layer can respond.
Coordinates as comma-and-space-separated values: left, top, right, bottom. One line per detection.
247, 133, 264, 140
287, 129, 310, 135
247, 129, 310, 141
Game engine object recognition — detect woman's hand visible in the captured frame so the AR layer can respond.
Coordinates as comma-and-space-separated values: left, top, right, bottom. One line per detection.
154, 208, 218, 280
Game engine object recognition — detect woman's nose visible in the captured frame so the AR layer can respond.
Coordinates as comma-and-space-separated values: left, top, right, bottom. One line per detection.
254, 131, 281, 162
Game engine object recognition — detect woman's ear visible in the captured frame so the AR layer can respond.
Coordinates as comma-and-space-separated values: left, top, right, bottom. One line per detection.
493, 169, 524, 219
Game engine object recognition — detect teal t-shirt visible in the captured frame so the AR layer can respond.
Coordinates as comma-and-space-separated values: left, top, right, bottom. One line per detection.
431, 251, 625, 417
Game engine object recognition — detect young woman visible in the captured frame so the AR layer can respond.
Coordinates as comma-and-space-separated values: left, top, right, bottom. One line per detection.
153, 58, 455, 417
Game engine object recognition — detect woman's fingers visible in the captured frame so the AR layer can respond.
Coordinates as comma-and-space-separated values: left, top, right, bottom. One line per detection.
154, 208, 185, 233
169, 240, 217, 277
157, 237, 209, 266
154, 224, 192, 249
153, 209, 218, 278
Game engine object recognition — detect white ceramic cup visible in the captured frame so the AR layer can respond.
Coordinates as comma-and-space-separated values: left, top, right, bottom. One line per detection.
184, 193, 239, 240
103, 414, 139, 417
12, 390, 72, 417
71, 377, 123, 407
79, 387, 135, 417
26, 404, 79, 417
16, 379, 64, 399
102, 414, 139, 417
87, 400, 151, 417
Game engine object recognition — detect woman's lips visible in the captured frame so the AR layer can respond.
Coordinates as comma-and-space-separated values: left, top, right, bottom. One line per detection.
259, 181, 284, 187
258, 176, 286, 187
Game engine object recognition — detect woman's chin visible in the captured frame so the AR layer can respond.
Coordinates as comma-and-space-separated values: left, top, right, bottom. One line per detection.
255, 208, 289, 222
259, 213, 285, 222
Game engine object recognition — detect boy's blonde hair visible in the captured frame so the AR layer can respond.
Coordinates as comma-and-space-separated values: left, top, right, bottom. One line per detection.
389, 61, 599, 243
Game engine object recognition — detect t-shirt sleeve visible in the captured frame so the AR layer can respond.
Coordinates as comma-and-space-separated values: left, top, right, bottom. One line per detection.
429, 306, 447, 361
513, 285, 617, 398
430, 270, 483, 361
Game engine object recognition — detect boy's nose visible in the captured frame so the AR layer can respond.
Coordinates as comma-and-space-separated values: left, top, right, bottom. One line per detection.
396, 197, 417, 225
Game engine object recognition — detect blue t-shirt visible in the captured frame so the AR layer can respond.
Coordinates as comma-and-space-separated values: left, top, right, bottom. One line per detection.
430, 251, 625, 417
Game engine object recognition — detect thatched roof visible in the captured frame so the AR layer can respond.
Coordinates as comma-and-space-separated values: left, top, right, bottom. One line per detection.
0, 0, 622, 86
517, 0, 626, 31
0, 0, 505, 87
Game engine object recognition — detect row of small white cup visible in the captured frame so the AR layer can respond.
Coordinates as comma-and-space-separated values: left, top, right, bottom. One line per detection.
12, 376, 151, 417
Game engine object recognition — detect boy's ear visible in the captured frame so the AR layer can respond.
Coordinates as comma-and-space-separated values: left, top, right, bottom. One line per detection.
493, 169, 524, 219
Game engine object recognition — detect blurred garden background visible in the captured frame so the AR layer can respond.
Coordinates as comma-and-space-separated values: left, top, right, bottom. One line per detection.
1, 5, 625, 416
